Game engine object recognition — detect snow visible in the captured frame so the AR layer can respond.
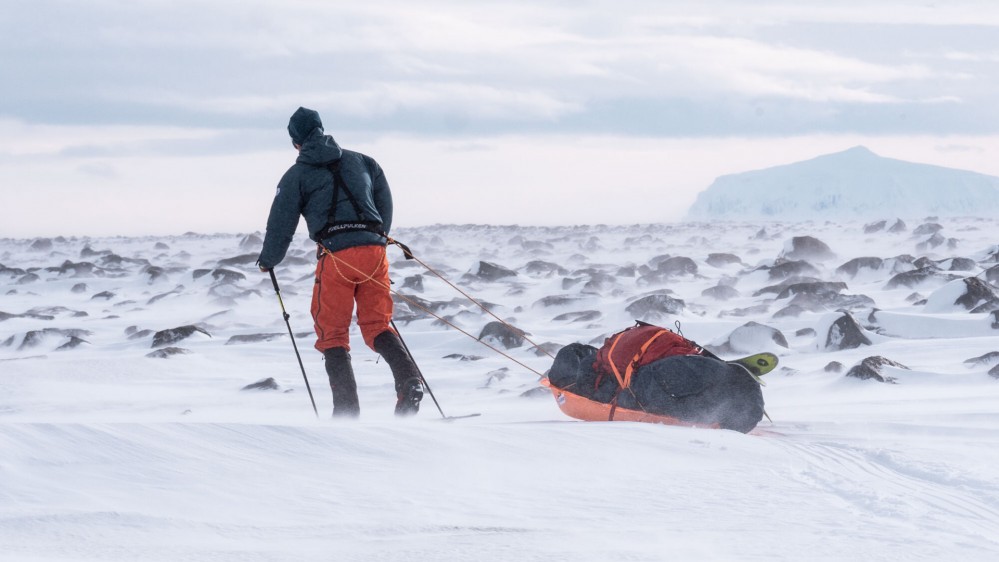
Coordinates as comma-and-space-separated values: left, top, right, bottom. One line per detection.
2, 218, 999, 561
686, 146, 999, 219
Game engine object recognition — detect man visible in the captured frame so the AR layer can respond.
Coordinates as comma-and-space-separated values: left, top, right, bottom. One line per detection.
257, 107, 424, 418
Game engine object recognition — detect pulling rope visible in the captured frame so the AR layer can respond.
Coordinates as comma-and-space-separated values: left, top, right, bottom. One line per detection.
319, 244, 547, 378
387, 238, 556, 360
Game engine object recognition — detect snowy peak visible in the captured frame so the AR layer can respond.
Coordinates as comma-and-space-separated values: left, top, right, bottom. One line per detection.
685, 147, 999, 220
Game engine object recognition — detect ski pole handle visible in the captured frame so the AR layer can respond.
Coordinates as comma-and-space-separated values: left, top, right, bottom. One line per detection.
268, 268, 280, 294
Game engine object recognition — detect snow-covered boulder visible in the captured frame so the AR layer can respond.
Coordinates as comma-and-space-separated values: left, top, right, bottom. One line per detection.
846, 356, 908, 383
923, 278, 999, 313
713, 321, 789, 355
780, 236, 836, 261
815, 312, 873, 351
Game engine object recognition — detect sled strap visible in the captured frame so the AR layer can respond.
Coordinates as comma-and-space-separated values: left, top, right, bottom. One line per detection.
607, 328, 670, 389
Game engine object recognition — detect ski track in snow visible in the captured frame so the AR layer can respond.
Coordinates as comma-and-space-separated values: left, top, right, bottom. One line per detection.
2, 218, 999, 560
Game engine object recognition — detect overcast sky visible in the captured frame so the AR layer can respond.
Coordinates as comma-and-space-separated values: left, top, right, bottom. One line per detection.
3, 0, 999, 237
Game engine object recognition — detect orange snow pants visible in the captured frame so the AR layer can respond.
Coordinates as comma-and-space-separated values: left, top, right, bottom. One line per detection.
311, 244, 393, 352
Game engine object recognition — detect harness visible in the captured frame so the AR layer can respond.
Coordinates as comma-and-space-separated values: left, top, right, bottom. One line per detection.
317, 159, 386, 241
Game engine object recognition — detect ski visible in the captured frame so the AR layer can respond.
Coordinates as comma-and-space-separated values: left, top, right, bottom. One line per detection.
437, 413, 482, 421
729, 352, 778, 376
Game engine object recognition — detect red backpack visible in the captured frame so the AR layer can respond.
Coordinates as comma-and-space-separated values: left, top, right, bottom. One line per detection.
593, 323, 703, 389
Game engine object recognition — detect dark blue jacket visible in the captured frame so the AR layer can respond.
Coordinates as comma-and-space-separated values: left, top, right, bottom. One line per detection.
258, 129, 393, 268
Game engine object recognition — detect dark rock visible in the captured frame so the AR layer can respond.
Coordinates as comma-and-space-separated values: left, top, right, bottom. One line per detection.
990, 364, 999, 379
478, 321, 528, 349
80, 246, 111, 258
846, 356, 907, 383
768, 260, 820, 280
720, 304, 770, 318
71, 283, 88, 293
552, 310, 602, 323
142, 265, 167, 282
702, 285, 740, 300
148, 349, 187, 366
964, 351, 999, 368
56, 336, 89, 350
29, 238, 53, 252
0, 264, 27, 278
754, 276, 823, 296
17, 273, 40, 285
239, 233, 264, 251
192, 269, 212, 280
836, 257, 884, 278
482, 368, 510, 388
796, 328, 816, 337
945, 257, 976, 271
49, 260, 105, 278
824, 361, 844, 373
625, 294, 686, 322
885, 267, 944, 289
824, 313, 872, 350
782, 236, 835, 261
581, 271, 617, 294
154, 242, 170, 250
888, 219, 907, 233
776, 281, 848, 300
916, 232, 946, 252
752, 228, 769, 240
473, 261, 517, 281
655, 256, 698, 277
225, 333, 284, 345
218, 254, 259, 267
241, 377, 280, 391
994, 310, 999, 329
863, 220, 886, 234
954, 277, 999, 312
905, 292, 924, 303
773, 305, 806, 318
211, 268, 246, 283
443, 353, 484, 361
706, 253, 743, 267
152, 325, 211, 348
529, 341, 564, 357
402, 275, 424, 292
128, 329, 155, 340
615, 265, 636, 278
19, 328, 92, 350
533, 294, 586, 308
985, 265, 999, 284
913, 222, 943, 236
520, 386, 550, 399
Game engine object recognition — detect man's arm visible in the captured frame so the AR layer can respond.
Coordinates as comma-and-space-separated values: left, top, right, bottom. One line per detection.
371, 162, 393, 235
258, 169, 303, 270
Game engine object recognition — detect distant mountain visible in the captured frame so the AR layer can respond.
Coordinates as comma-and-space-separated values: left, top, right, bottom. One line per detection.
685, 146, 999, 220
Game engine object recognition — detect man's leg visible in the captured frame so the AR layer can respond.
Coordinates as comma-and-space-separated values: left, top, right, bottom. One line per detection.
345, 246, 424, 416
312, 252, 359, 415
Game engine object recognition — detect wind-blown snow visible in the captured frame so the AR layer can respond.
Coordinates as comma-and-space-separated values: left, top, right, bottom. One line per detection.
2, 217, 999, 561
686, 146, 999, 219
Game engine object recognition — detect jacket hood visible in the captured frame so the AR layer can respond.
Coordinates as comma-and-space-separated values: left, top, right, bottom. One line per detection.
296, 128, 343, 166
288, 107, 323, 146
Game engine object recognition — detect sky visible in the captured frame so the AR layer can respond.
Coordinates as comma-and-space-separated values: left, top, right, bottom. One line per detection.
3, 0, 999, 237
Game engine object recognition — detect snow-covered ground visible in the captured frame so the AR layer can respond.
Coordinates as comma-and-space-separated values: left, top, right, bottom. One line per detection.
2, 218, 999, 561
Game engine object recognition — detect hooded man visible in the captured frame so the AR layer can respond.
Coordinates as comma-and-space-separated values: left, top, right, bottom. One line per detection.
257, 107, 424, 418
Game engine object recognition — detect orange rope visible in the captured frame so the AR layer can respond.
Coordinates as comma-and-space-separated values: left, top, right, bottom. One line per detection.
320, 245, 547, 377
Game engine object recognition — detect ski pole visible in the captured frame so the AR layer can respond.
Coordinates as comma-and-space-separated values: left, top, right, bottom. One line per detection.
268, 269, 319, 418
390, 319, 447, 419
